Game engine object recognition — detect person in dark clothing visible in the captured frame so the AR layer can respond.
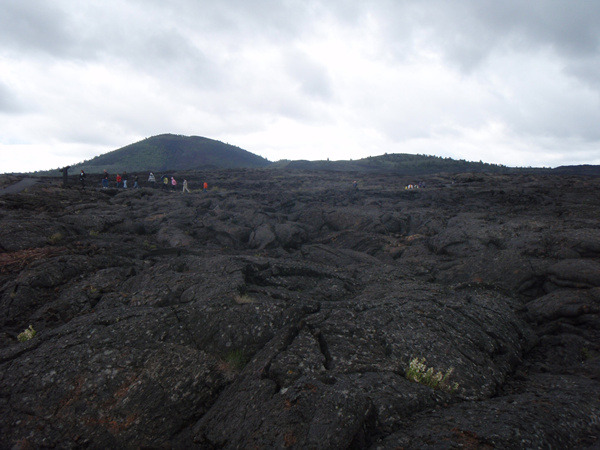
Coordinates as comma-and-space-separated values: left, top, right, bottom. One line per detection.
79, 170, 86, 188
102, 170, 109, 188
61, 166, 70, 188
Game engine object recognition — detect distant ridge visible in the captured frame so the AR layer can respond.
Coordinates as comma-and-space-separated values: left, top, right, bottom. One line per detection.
550, 164, 600, 176
271, 154, 600, 176
65, 134, 270, 174
270, 153, 513, 175
30, 133, 599, 177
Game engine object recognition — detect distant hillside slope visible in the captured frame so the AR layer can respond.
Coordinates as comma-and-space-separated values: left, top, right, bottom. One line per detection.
273, 154, 600, 176
551, 165, 600, 176
66, 134, 270, 174
33, 134, 598, 177
271, 153, 515, 175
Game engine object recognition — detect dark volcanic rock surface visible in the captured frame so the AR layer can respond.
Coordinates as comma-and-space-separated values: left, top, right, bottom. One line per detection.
0, 170, 599, 448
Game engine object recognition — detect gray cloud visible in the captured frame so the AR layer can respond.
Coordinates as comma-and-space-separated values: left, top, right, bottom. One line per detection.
476, 1, 600, 57
365, 0, 600, 147
0, 82, 23, 113
284, 49, 335, 101
0, 1, 72, 56
372, 1, 600, 74
1, 0, 600, 172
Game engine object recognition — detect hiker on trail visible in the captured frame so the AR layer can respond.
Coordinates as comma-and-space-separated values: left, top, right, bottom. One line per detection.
102, 170, 109, 188
148, 172, 156, 188
171, 177, 177, 191
203, 182, 208, 192
182, 179, 190, 193
162, 175, 169, 190
79, 170, 86, 188
352, 180, 358, 191
133, 175, 139, 189
116, 174, 122, 188
61, 166, 70, 188
122, 171, 128, 188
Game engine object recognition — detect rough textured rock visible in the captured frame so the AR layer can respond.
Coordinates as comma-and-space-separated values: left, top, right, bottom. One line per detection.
0, 170, 599, 448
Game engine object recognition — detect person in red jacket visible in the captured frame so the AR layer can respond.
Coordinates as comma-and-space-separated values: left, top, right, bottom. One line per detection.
116, 174, 122, 188
203, 182, 208, 192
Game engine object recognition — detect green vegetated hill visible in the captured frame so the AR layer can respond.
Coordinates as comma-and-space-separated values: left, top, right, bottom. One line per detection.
271, 153, 515, 175
272, 154, 600, 176
551, 165, 600, 176
31, 133, 599, 177
63, 134, 271, 174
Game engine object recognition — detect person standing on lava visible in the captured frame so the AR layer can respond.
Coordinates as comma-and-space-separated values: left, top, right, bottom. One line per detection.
61, 166, 70, 188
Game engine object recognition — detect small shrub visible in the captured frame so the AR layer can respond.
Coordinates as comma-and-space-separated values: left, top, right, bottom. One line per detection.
218, 349, 249, 376
89, 230, 100, 237
581, 347, 591, 361
406, 357, 458, 392
87, 285, 101, 299
226, 349, 248, 370
48, 232, 63, 244
17, 325, 36, 342
143, 240, 157, 251
234, 293, 255, 304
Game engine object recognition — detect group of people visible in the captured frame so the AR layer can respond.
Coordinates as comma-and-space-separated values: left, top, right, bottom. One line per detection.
62, 167, 208, 193
405, 182, 425, 190
100, 170, 139, 189
148, 172, 208, 193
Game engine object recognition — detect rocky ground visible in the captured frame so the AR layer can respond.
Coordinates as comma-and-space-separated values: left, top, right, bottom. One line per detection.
0, 169, 599, 448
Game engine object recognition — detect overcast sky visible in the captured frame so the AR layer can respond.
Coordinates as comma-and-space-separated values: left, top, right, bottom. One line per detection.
1, 0, 600, 173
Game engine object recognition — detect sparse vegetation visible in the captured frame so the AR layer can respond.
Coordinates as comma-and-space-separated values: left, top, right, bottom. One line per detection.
17, 325, 36, 342
217, 349, 249, 376
48, 232, 63, 244
406, 357, 459, 393
234, 293, 255, 304
581, 347, 592, 361
143, 240, 157, 251
86, 285, 101, 300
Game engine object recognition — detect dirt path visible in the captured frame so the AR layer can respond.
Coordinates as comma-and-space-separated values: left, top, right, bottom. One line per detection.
0, 178, 42, 195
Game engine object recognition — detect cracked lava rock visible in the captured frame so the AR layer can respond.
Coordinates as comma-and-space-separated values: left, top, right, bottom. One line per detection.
0, 169, 599, 448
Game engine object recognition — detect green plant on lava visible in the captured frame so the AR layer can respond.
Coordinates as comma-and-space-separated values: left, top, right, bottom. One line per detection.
17, 325, 37, 342
217, 349, 250, 377
48, 232, 64, 244
406, 357, 459, 393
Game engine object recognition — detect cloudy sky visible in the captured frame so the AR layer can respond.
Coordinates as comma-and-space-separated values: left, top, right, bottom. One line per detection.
1, 0, 600, 173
